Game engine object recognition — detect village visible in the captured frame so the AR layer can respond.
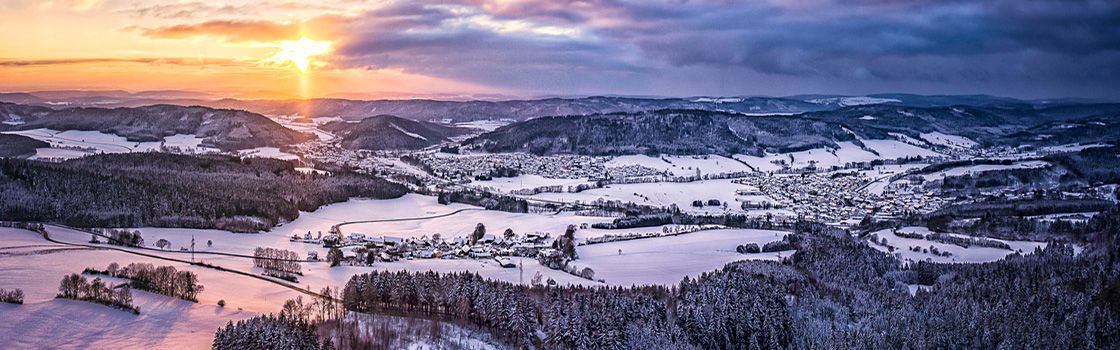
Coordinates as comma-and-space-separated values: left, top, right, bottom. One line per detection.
734, 171, 950, 223
410, 152, 669, 181
277, 127, 1087, 232
289, 225, 556, 269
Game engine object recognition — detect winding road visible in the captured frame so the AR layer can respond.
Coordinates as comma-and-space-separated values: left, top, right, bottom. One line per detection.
32, 225, 332, 300
5, 206, 485, 302
330, 207, 483, 236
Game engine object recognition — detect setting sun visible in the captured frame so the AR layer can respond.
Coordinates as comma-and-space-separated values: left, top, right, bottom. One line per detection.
265, 36, 331, 74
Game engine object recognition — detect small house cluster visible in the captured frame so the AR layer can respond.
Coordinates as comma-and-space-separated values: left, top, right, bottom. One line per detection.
297, 229, 556, 266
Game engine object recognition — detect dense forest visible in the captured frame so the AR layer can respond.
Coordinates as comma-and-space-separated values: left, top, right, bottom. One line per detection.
466, 109, 854, 156
0, 134, 48, 158
436, 190, 530, 213
0, 153, 408, 232
330, 209, 1120, 349
213, 313, 328, 350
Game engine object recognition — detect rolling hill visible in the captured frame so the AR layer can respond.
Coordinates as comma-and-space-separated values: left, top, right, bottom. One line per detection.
466, 104, 1120, 156
320, 115, 472, 150
465, 109, 856, 156
0, 103, 309, 151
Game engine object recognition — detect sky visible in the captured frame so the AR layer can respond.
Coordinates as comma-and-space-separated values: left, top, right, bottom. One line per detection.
0, 0, 1117, 100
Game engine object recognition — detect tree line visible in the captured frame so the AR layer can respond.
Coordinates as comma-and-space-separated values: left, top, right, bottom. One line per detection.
0, 153, 408, 232
0, 288, 23, 304
212, 313, 329, 350
58, 273, 138, 314
253, 247, 303, 281
84, 262, 203, 302
339, 266, 791, 349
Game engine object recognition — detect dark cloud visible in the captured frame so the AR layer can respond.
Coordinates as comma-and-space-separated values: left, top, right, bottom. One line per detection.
131, 0, 1120, 97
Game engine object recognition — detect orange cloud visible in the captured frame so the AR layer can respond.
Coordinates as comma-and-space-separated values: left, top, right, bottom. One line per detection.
0, 57, 241, 67
134, 20, 301, 43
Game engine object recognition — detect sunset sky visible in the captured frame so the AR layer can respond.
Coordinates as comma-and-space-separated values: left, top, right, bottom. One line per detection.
1, 0, 1117, 100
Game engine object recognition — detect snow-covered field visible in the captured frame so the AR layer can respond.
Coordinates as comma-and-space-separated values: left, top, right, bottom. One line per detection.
65, 194, 790, 291
294, 167, 331, 175
2, 129, 217, 156
918, 160, 1049, 181
236, 147, 299, 160
573, 228, 791, 285
27, 148, 91, 160
0, 227, 302, 349
3, 128, 304, 161
471, 174, 596, 193
868, 227, 1048, 264
0, 221, 527, 349
733, 140, 944, 172
266, 115, 337, 142
531, 179, 766, 214
920, 132, 978, 149
455, 120, 512, 132
861, 139, 944, 159
4, 129, 140, 153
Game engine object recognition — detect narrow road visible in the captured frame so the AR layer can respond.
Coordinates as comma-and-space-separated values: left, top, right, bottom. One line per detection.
26, 226, 332, 300
2, 203, 491, 303
20, 205, 487, 301
51, 224, 311, 263
330, 207, 483, 235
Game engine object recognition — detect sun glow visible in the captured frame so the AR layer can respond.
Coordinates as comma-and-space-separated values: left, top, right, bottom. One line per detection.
264, 36, 331, 73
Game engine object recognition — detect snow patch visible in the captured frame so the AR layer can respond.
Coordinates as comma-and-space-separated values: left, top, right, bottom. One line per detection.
807, 96, 901, 106
868, 227, 1047, 264
390, 123, 428, 141
920, 132, 978, 149
455, 120, 512, 132
692, 97, 744, 103
237, 147, 299, 160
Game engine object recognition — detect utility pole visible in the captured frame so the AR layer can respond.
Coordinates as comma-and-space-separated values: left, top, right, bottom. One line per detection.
191, 234, 195, 263
519, 259, 523, 285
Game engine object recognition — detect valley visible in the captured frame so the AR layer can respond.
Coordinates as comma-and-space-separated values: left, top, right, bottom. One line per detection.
0, 92, 1117, 349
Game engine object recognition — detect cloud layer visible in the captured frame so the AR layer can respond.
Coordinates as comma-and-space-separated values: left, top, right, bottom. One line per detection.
84, 0, 1120, 98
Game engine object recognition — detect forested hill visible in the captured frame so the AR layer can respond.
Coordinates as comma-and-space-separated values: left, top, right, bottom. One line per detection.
0, 102, 310, 151
0, 153, 408, 232
466, 105, 1120, 156
465, 109, 856, 156
320, 115, 472, 150
0, 134, 48, 158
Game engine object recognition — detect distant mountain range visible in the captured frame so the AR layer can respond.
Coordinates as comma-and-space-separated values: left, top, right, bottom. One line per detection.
5, 90, 1112, 123
0, 103, 308, 151
0, 91, 1116, 155
467, 104, 1120, 156
320, 115, 471, 151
